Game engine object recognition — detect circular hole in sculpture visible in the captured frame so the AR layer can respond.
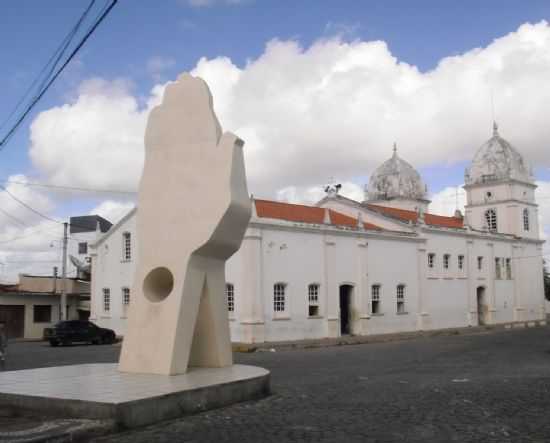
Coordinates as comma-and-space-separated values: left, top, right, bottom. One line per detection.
143, 267, 174, 302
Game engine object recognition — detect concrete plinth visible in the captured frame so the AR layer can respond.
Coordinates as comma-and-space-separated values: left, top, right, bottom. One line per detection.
0, 364, 270, 429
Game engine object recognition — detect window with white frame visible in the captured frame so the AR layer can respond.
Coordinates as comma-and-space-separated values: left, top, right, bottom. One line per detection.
428, 253, 435, 269
122, 287, 130, 305
122, 232, 132, 261
371, 284, 381, 314
225, 283, 235, 312
523, 208, 530, 231
396, 284, 405, 314
505, 258, 512, 280
495, 258, 501, 279
484, 209, 497, 232
477, 256, 483, 271
273, 283, 286, 313
443, 254, 450, 270
458, 255, 465, 271
103, 288, 110, 313
308, 284, 320, 317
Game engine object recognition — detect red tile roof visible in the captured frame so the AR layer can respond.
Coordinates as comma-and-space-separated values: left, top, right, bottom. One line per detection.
365, 204, 464, 229
254, 199, 382, 231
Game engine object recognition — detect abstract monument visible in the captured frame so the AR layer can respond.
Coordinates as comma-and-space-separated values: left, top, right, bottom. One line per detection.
0, 74, 269, 429
119, 73, 252, 375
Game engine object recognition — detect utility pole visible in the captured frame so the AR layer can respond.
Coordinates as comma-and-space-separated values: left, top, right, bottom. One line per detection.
60, 222, 68, 321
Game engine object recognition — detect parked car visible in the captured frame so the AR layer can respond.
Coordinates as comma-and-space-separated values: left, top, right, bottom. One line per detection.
43, 320, 116, 347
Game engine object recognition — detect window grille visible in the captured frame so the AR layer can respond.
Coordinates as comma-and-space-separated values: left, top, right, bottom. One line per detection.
103, 288, 111, 312
226, 283, 235, 312
371, 285, 381, 314
122, 232, 132, 261
484, 209, 497, 232
523, 209, 529, 231
458, 255, 464, 270
443, 254, 450, 270
122, 287, 130, 305
428, 253, 435, 269
495, 258, 501, 279
308, 284, 320, 316
505, 258, 512, 280
274, 283, 286, 312
396, 285, 405, 314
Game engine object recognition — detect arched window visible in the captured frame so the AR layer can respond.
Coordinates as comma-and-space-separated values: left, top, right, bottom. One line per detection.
273, 283, 286, 313
225, 283, 234, 312
396, 284, 405, 314
523, 208, 529, 231
484, 209, 497, 232
122, 232, 132, 261
308, 284, 320, 317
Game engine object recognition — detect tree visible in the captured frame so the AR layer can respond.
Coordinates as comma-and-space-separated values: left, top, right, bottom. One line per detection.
544, 259, 550, 302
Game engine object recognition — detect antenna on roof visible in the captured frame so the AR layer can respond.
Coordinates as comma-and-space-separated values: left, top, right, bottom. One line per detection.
392, 142, 397, 156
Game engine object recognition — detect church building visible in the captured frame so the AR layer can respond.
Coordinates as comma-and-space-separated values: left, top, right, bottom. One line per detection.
89, 125, 546, 343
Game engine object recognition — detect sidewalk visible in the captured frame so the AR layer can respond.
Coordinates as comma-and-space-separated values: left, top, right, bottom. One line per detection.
232, 319, 548, 352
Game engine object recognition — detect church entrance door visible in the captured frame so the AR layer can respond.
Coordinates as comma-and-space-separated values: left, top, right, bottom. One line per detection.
477, 286, 486, 326
339, 285, 353, 335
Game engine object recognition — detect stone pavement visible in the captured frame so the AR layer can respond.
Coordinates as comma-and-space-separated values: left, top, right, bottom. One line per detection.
2, 326, 550, 442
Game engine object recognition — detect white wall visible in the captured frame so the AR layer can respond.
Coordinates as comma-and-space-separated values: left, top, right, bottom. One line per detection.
90, 213, 136, 336
90, 208, 546, 343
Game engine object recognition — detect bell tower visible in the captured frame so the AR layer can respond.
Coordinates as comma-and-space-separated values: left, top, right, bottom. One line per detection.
463, 123, 539, 239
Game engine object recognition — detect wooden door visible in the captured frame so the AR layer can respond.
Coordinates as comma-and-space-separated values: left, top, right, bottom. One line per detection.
0, 305, 25, 338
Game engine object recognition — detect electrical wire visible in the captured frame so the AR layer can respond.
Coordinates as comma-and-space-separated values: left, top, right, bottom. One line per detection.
0, 0, 118, 151
0, 185, 60, 223
0, 1, 96, 133
0, 179, 136, 195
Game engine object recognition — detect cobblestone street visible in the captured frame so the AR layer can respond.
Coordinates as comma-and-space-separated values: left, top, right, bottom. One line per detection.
4, 326, 550, 442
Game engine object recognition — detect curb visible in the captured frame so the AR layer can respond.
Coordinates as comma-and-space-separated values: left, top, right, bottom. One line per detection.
232, 320, 549, 353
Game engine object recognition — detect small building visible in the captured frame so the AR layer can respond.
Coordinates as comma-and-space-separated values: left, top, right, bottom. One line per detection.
0, 275, 90, 339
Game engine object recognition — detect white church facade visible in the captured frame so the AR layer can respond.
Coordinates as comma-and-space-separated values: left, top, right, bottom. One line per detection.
89, 125, 546, 343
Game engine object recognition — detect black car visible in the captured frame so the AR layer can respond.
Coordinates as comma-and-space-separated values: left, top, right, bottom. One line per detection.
43, 320, 116, 347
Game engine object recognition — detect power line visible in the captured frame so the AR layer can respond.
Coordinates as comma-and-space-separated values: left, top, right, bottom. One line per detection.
0, 207, 28, 227
0, 0, 96, 133
0, 0, 118, 151
0, 185, 60, 223
0, 179, 136, 195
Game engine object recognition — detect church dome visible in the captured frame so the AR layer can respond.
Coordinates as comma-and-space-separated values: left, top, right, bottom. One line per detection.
465, 123, 533, 186
367, 144, 427, 201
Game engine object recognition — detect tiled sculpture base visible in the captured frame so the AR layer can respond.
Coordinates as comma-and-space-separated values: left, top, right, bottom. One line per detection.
0, 364, 270, 428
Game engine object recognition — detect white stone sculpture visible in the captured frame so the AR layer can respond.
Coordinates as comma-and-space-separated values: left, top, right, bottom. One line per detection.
119, 73, 251, 375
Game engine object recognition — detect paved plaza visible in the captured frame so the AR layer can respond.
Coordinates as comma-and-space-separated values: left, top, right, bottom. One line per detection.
2, 326, 550, 442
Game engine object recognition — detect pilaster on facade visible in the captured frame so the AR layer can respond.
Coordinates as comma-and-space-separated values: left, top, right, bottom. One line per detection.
512, 243, 523, 322
466, 239, 476, 326
324, 235, 339, 338
356, 240, 369, 335
486, 242, 497, 324
239, 228, 265, 342
416, 246, 428, 330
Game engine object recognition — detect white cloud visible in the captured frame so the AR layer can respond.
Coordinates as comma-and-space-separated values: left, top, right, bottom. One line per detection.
29, 77, 148, 191
27, 21, 550, 207
90, 200, 135, 225
429, 185, 466, 216
277, 181, 363, 205
0, 176, 62, 282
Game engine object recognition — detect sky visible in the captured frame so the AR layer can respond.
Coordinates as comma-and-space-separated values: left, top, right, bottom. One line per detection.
0, 0, 550, 281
